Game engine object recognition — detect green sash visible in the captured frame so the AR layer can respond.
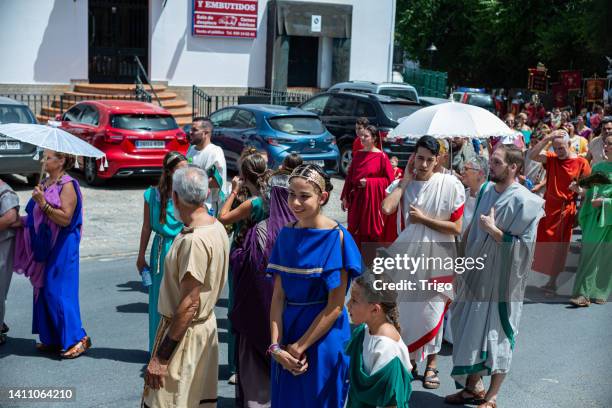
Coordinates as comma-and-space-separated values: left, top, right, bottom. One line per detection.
345, 324, 412, 408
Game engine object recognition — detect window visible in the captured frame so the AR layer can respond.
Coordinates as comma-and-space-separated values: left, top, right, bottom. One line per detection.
354, 101, 376, 117
0, 106, 35, 124
63, 105, 84, 122
268, 116, 326, 135
379, 88, 418, 102
233, 109, 256, 129
299, 95, 330, 115
323, 96, 355, 116
380, 102, 422, 122
210, 108, 237, 128
79, 105, 99, 126
110, 114, 178, 131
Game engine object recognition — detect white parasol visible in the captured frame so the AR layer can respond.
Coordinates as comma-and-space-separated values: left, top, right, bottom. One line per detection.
389, 101, 517, 139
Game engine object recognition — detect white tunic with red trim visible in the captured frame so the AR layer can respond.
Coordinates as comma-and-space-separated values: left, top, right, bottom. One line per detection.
386, 172, 465, 362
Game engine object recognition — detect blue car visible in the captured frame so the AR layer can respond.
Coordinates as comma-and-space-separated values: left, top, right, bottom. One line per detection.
209, 104, 339, 173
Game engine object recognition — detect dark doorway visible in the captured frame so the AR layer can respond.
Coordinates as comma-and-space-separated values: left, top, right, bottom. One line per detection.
287, 36, 318, 87
89, 0, 148, 83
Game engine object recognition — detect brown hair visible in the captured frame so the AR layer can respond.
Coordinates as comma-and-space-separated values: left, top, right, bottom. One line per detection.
363, 124, 381, 146
289, 164, 333, 205
157, 151, 187, 224
239, 147, 271, 201
354, 272, 401, 334
279, 153, 303, 174
54, 152, 76, 171
496, 144, 524, 174
356, 117, 369, 128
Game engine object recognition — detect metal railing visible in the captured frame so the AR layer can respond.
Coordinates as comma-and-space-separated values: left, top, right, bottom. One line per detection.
134, 56, 161, 106
247, 87, 313, 106
192, 85, 212, 117
0, 93, 151, 123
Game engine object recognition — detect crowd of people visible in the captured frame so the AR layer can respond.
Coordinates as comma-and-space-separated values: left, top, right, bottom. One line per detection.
0, 103, 610, 408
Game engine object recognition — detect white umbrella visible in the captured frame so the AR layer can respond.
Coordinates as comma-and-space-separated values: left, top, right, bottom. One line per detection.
0, 123, 105, 158
389, 101, 516, 139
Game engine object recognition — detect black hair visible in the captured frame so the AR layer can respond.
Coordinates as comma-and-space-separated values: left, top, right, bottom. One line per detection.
281, 153, 303, 174
415, 135, 440, 156
192, 116, 213, 129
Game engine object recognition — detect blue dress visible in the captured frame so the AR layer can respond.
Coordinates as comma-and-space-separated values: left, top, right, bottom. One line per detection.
32, 177, 86, 350
266, 223, 362, 408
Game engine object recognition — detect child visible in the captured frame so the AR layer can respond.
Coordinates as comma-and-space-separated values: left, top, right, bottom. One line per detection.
390, 156, 403, 180
346, 272, 412, 408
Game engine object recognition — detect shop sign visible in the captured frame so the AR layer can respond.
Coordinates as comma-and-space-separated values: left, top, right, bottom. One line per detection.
192, 0, 258, 38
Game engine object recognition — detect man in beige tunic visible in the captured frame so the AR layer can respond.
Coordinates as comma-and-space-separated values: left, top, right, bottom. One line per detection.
143, 166, 229, 408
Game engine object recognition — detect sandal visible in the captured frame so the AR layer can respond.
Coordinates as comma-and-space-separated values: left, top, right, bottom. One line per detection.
592, 299, 607, 305
1, 323, 8, 334
36, 343, 62, 353
541, 282, 557, 296
445, 388, 486, 405
61, 336, 91, 359
477, 400, 497, 408
569, 296, 590, 307
422, 366, 440, 389
0, 333, 6, 346
410, 366, 418, 381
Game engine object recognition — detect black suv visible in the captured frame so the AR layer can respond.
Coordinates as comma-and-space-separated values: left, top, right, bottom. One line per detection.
299, 92, 421, 176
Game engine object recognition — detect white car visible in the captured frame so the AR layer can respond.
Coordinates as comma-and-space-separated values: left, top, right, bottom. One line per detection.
328, 81, 419, 103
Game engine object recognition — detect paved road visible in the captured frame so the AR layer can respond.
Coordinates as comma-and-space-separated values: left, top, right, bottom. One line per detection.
1, 174, 610, 407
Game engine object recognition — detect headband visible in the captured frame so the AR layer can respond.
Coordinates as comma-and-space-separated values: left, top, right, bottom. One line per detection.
289, 168, 326, 193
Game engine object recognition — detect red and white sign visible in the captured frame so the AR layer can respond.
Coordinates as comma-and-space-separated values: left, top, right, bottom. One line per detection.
192, 0, 258, 39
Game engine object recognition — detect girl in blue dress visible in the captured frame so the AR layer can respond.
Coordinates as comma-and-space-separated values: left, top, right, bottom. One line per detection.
267, 164, 363, 408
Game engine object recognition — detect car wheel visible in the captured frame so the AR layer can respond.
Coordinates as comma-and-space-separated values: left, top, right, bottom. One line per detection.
84, 157, 104, 186
339, 143, 352, 177
26, 173, 40, 186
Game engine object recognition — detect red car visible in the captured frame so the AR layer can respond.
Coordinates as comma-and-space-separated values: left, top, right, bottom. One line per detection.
58, 100, 188, 185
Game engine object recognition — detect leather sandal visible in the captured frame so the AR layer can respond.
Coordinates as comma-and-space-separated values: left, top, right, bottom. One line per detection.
477, 400, 497, 408
592, 298, 607, 305
569, 296, 590, 307
61, 336, 91, 359
1, 323, 8, 334
410, 366, 418, 381
445, 388, 486, 405
422, 366, 440, 389
0, 333, 6, 346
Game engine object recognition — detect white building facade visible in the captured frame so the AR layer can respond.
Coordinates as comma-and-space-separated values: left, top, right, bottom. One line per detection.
0, 0, 396, 91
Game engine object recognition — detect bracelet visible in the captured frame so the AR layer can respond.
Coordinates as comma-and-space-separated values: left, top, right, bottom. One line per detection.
266, 343, 281, 356
156, 336, 179, 361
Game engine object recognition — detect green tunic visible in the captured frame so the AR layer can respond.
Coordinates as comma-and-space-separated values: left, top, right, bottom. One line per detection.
143, 187, 183, 352
573, 161, 612, 300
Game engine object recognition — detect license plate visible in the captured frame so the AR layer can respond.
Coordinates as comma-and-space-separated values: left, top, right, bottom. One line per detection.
0, 141, 21, 150
305, 160, 325, 167
135, 140, 165, 149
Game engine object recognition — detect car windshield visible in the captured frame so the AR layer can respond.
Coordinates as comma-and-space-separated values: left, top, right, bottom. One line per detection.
110, 114, 178, 131
0, 105, 34, 124
467, 94, 494, 109
380, 102, 422, 122
379, 88, 418, 102
268, 116, 326, 135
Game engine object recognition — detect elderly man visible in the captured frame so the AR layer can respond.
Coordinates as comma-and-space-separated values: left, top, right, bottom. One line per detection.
460, 156, 489, 235
143, 167, 229, 408
529, 130, 591, 293
0, 179, 19, 345
450, 136, 477, 173
448, 144, 545, 408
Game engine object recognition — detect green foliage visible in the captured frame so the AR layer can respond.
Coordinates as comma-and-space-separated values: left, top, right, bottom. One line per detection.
396, 0, 610, 88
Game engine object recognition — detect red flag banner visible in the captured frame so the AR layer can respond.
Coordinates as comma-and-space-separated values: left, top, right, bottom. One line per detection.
551, 83, 567, 107
528, 68, 547, 92
559, 70, 581, 91
585, 79, 605, 102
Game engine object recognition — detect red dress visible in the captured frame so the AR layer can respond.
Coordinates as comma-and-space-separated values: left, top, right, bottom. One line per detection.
341, 150, 394, 250
532, 152, 591, 277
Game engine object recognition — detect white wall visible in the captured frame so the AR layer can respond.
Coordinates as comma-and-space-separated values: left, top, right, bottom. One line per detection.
0, 0, 88, 84
152, 0, 395, 88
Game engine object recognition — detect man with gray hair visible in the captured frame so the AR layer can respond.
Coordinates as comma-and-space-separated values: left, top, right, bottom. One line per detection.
460, 156, 489, 236
528, 129, 591, 294
143, 166, 229, 408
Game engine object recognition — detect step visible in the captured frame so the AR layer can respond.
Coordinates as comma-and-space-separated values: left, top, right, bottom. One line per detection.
160, 99, 188, 109
63, 90, 178, 100
41, 106, 62, 116
165, 107, 193, 118
73, 83, 167, 95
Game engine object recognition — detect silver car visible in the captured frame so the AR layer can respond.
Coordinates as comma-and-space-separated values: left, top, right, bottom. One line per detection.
328, 81, 420, 103
0, 97, 40, 185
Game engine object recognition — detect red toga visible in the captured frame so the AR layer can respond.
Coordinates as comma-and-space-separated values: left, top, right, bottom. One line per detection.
532, 152, 591, 276
341, 150, 394, 250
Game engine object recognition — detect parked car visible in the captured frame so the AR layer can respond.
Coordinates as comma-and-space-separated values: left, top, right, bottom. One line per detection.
0, 96, 41, 185
57, 100, 188, 185
419, 96, 450, 106
299, 91, 422, 176
208, 104, 339, 173
452, 88, 496, 113
328, 81, 420, 103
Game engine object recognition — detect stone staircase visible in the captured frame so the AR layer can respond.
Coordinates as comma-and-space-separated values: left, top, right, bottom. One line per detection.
36, 83, 193, 127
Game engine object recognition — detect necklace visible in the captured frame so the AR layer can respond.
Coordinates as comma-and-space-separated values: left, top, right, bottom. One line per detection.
44, 172, 65, 189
